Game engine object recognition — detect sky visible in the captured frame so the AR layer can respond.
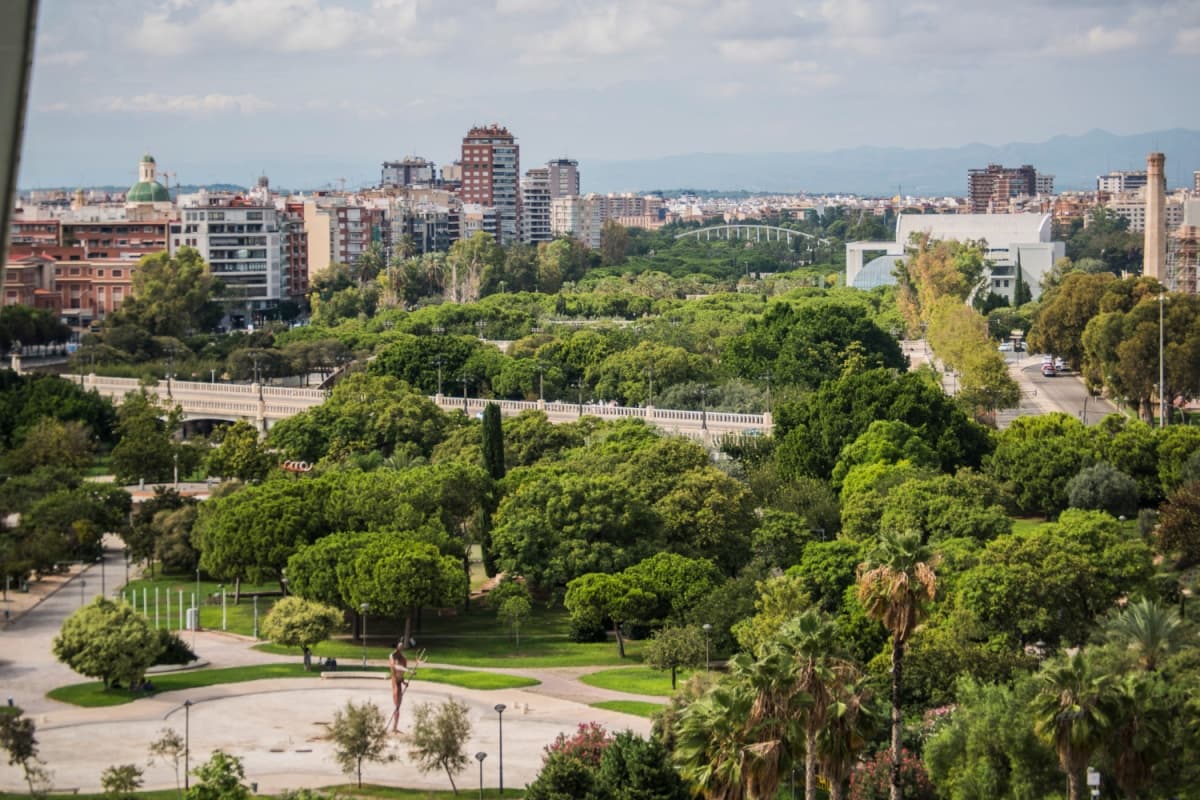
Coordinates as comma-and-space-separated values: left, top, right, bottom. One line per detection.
19, 0, 1200, 190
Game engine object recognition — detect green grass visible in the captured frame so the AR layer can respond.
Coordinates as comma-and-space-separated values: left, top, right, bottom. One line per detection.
1010, 517, 1047, 536
578, 666, 690, 697
589, 699, 664, 718
46, 663, 537, 707
118, 571, 282, 636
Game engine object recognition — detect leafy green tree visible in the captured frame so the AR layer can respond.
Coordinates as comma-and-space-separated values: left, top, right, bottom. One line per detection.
17, 482, 131, 571
1030, 652, 1116, 800
878, 470, 1012, 545
564, 573, 655, 658
831, 420, 939, 491
984, 413, 1095, 515
113, 247, 222, 337
2, 417, 95, 474
101, 764, 144, 799
147, 728, 186, 798
329, 701, 393, 788
1155, 426, 1200, 494
53, 598, 163, 688
1157, 479, 1200, 568
599, 220, 629, 266
259, 597, 345, 667
644, 625, 706, 689
652, 467, 757, 575
498, 595, 531, 652
857, 531, 938, 800
524, 750, 600, 800
185, 750, 250, 800
595, 731, 689, 800
1065, 462, 1139, 517
0, 373, 116, 449
623, 551, 724, 624
110, 391, 186, 485
347, 537, 467, 644
205, 421, 275, 482
1028, 271, 1119, 369
0, 712, 49, 797
407, 698, 472, 793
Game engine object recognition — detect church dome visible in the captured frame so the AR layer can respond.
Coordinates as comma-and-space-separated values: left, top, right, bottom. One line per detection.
127, 180, 170, 202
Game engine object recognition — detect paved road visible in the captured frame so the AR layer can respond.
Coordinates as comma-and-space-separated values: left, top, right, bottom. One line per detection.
0, 560, 657, 795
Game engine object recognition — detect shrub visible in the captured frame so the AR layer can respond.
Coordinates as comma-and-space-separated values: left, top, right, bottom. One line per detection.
849, 748, 936, 800
153, 629, 198, 665
1065, 462, 1139, 517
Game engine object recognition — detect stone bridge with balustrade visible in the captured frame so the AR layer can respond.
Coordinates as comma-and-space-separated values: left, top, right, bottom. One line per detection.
72, 375, 773, 446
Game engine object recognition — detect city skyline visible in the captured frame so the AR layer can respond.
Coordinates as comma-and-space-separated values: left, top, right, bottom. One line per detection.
19, 0, 1200, 190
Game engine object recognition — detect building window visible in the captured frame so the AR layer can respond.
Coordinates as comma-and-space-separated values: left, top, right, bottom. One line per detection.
112, 270, 123, 278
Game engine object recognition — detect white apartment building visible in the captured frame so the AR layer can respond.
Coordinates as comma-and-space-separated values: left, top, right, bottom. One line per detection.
172, 191, 284, 317
1107, 189, 1187, 232
1098, 170, 1148, 194
521, 168, 552, 245
550, 195, 603, 248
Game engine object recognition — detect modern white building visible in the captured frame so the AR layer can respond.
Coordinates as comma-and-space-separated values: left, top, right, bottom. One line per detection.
172, 190, 284, 321
550, 195, 603, 248
521, 168, 552, 245
845, 213, 1065, 303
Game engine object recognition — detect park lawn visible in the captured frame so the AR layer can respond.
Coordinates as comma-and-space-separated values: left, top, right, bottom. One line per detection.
589, 700, 664, 718
1009, 517, 1047, 536
46, 664, 537, 708
578, 666, 693, 697
119, 571, 282, 636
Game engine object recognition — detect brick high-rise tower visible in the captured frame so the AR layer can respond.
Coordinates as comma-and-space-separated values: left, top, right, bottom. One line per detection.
459, 124, 520, 245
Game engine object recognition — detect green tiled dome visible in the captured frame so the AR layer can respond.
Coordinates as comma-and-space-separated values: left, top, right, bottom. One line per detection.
127, 180, 169, 202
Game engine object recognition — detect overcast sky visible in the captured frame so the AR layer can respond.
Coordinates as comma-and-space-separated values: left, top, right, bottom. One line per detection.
19, 0, 1200, 189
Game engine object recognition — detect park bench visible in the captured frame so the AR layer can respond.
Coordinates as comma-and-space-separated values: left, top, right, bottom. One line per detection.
319, 670, 385, 680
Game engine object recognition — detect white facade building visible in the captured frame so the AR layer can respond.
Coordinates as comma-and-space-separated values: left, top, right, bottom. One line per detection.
845, 213, 1065, 304
521, 168, 552, 245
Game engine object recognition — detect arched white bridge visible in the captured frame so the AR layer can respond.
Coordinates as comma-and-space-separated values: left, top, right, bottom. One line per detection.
72, 374, 773, 446
675, 224, 832, 246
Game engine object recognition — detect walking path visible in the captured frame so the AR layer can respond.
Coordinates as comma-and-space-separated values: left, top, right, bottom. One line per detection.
0, 551, 660, 795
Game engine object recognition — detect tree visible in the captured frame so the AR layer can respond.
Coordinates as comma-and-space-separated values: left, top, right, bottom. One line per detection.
2, 417, 95, 474
109, 391, 186, 485
185, 750, 250, 800
0, 712, 50, 796
984, 413, 1095, 515
407, 698, 472, 794
1101, 672, 1170, 800
1028, 271, 1118, 369
498, 595, 531, 652
328, 700, 393, 788
595, 731, 689, 800
818, 677, 881, 800
113, 247, 222, 337
53, 598, 163, 688
644, 625, 706, 689
1104, 598, 1185, 672
1030, 652, 1115, 800
857, 530, 938, 800
259, 597, 345, 668
599, 220, 629, 266
1157, 480, 1200, 568
831, 420, 939, 491
347, 537, 467, 644
205, 421, 275, 482
1065, 462, 1139, 517
101, 764, 144, 799
564, 573, 655, 658
148, 728, 186, 798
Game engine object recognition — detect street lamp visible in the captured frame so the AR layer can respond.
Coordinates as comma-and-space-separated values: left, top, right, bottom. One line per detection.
183, 700, 193, 789
360, 603, 370, 667
79, 578, 86, 607
253, 595, 259, 640
97, 554, 105, 597
702, 623, 713, 672
699, 386, 708, 431
1159, 292, 1166, 429
494, 704, 506, 794
219, 585, 226, 631
475, 752, 487, 800
460, 376, 469, 414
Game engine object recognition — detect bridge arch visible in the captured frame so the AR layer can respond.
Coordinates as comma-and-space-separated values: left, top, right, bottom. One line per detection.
675, 224, 832, 247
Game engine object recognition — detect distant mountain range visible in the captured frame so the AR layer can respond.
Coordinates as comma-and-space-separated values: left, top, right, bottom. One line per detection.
584, 129, 1200, 196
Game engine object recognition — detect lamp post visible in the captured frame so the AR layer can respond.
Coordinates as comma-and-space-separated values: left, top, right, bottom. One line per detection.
702, 623, 713, 672
699, 386, 708, 431
253, 595, 259, 640
79, 578, 86, 607
576, 380, 584, 416
475, 752, 487, 800
1159, 292, 1166, 429
97, 554, 105, 597
183, 700, 193, 789
537, 363, 545, 403
124, 547, 129, 587
219, 585, 226, 631
460, 376, 469, 414
359, 602, 370, 667
494, 704, 506, 794
434, 355, 445, 396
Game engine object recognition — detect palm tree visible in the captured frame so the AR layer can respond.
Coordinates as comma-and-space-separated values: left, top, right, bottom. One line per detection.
777, 609, 847, 800
1105, 597, 1185, 671
856, 529, 938, 800
817, 677, 880, 800
1103, 672, 1169, 800
1031, 651, 1115, 800
674, 681, 754, 800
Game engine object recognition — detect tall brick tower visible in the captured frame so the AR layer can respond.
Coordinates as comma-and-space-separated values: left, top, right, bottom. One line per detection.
1144, 152, 1166, 281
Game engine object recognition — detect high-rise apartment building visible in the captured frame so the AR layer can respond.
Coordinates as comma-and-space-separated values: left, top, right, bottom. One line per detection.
547, 158, 580, 199
967, 164, 1039, 213
1098, 170, 1149, 194
382, 157, 437, 189
521, 168, 552, 245
459, 125, 520, 245
172, 192, 284, 321
1194, 170, 1200, 194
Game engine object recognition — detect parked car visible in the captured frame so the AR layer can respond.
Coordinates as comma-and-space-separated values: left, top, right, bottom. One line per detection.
1042, 363, 1057, 377
1054, 357, 1065, 371
998, 342, 1013, 352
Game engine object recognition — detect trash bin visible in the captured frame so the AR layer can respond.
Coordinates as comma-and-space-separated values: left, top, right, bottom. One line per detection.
186, 607, 199, 631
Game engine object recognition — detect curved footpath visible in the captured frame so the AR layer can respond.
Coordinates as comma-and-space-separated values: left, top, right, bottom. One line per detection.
0, 556, 660, 794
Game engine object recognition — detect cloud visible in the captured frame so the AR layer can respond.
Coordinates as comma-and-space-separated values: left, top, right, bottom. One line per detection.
1063, 24, 1140, 54
717, 37, 800, 63
521, 4, 678, 63
131, 0, 376, 54
1174, 26, 1200, 53
38, 50, 89, 67
102, 93, 275, 114
495, 0, 559, 13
